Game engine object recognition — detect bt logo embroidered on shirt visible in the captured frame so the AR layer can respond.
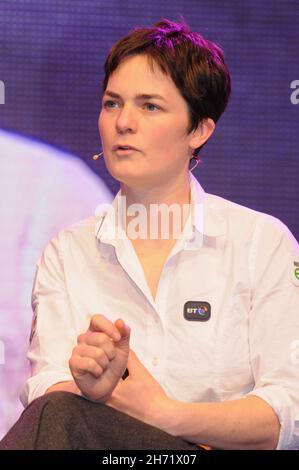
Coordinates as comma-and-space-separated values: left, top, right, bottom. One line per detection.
184, 301, 211, 321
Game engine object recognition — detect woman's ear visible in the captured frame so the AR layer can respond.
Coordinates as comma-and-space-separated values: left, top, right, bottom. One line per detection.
189, 118, 215, 153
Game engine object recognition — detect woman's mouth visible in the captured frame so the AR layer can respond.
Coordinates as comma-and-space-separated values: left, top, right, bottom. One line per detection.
113, 144, 139, 155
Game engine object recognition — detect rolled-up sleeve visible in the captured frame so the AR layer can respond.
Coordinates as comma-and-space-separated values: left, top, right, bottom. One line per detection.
20, 231, 77, 407
246, 216, 299, 449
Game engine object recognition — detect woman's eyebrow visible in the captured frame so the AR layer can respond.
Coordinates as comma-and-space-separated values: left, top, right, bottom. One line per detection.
103, 90, 167, 102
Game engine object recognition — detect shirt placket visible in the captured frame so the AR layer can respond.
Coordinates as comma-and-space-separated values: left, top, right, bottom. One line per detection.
144, 258, 176, 383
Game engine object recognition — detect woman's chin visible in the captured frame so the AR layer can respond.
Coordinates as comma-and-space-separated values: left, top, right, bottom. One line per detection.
112, 173, 148, 188
106, 165, 148, 187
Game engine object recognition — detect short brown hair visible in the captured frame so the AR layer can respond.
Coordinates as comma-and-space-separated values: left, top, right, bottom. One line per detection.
102, 17, 231, 156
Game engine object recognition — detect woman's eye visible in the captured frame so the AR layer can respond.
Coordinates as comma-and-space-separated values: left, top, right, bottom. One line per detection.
102, 100, 160, 111
144, 103, 160, 111
103, 100, 118, 108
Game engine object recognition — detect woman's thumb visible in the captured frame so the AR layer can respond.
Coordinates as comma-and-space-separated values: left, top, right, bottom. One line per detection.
114, 319, 130, 350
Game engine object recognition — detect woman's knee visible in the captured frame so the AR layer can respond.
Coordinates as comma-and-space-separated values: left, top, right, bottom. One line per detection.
33, 391, 84, 423
0, 392, 88, 449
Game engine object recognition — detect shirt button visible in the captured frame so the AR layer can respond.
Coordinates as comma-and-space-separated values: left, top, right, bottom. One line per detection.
152, 356, 158, 366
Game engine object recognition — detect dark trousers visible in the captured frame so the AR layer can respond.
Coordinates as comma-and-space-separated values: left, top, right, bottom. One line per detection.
0, 391, 200, 450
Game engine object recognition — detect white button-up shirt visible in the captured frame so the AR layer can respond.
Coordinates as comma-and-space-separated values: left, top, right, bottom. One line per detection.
21, 173, 299, 449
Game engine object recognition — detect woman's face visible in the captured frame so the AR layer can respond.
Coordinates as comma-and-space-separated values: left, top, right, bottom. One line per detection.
98, 54, 201, 188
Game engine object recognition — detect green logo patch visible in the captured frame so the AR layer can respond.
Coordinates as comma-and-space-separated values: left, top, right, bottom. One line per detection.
293, 262, 299, 285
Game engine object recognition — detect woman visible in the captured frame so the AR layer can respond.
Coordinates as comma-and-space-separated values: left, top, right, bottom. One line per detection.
1, 18, 299, 451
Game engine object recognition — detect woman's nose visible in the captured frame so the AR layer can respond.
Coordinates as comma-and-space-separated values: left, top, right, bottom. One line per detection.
116, 105, 137, 133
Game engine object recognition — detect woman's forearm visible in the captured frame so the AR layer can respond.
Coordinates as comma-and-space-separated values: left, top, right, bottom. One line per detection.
45, 380, 114, 403
162, 395, 280, 450
45, 381, 80, 395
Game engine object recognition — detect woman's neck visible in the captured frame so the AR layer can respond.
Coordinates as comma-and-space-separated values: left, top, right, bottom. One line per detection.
120, 173, 192, 242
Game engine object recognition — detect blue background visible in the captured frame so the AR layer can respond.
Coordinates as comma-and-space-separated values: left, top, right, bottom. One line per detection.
0, 0, 298, 238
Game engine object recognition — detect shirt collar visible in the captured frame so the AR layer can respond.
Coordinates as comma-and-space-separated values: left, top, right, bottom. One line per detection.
94, 192, 125, 247
95, 172, 227, 248
189, 172, 227, 238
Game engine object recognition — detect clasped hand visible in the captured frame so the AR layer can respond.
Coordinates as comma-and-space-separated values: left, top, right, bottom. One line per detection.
69, 314, 130, 401
69, 314, 170, 429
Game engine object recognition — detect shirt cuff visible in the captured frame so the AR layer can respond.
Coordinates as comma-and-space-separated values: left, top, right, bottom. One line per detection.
246, 385, 295, 449
20, 371, 73, 407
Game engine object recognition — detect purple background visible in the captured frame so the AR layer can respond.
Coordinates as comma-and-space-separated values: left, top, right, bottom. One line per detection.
0, 0, 298, 238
